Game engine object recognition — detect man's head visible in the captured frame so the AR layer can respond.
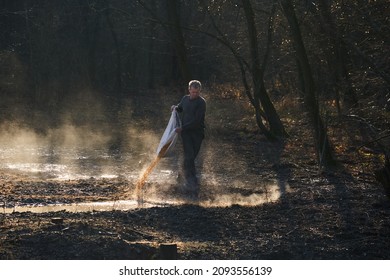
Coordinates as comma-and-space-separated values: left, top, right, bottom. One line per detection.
188, 80, 202, 100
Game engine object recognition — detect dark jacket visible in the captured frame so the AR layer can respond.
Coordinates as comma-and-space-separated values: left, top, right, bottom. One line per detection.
176, 95, 206, 132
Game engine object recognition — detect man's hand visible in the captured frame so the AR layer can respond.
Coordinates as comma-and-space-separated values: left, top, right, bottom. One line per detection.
175, 127, 182, 133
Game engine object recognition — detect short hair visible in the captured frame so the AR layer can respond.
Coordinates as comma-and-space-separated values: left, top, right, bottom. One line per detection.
188, 80, 202, 90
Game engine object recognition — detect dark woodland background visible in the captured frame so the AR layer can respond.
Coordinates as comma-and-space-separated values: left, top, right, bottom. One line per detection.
1, 0, 389, 175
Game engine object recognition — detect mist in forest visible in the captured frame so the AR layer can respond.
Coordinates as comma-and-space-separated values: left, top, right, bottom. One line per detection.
0, 90, 163, 181
1, 0, 388, 207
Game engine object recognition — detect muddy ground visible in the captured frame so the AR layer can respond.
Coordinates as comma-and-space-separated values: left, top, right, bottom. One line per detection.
1, 89, 389, 259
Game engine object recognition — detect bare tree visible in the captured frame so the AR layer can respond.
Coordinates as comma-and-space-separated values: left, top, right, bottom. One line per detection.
165, 0, 192, 83
280, 0, 334, 166
241, 0, 288, 139
104, 0, 122, 95
315, 0, 357, 111
193, 0, 287, 139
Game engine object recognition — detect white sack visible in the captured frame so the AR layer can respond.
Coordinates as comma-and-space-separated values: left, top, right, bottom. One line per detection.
156, 110, 181, 157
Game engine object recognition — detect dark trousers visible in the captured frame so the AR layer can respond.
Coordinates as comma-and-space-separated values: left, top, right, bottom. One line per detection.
181, 130, 204, 188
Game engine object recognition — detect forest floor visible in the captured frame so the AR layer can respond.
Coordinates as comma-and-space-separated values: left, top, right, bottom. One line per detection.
0, 87, 389, 259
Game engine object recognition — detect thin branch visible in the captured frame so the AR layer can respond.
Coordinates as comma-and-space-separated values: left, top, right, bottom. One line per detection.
357, 134, 390, 150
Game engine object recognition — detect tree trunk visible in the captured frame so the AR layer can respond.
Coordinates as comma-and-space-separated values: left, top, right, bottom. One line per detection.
147, 1, 156, 89
241, 0, 288, 139
79, 1, 101, 90
105, 1, 122, 95
375, 156, 390, 199
281, 0, 334, 166
317, 0, 357, 110
166, 0, 191, 83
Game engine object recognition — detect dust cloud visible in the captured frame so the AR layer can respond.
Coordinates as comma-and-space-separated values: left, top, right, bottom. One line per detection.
0, 89, 287, 209
0, 90, 161, 181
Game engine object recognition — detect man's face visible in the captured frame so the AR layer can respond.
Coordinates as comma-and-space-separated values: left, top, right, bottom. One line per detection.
189, 87, 200, 100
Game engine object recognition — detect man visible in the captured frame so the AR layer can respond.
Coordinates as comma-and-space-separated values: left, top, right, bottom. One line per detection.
172, 80, 206, 198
